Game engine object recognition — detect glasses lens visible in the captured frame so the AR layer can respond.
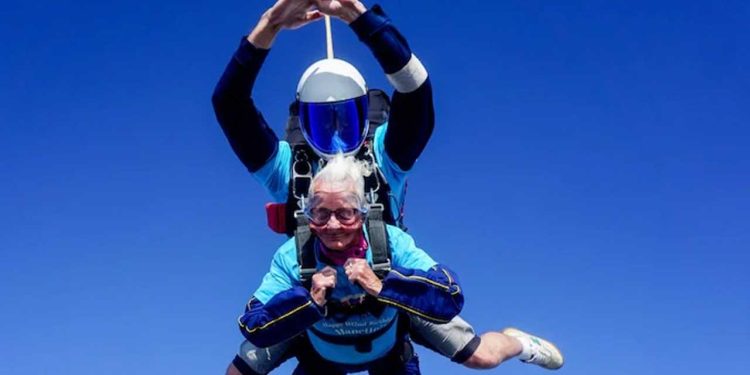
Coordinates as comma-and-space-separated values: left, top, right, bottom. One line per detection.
334, 208, 357, 224
308, 208, 331, 225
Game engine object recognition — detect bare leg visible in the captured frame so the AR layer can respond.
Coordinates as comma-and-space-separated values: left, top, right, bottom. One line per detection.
461, 332, 522, 369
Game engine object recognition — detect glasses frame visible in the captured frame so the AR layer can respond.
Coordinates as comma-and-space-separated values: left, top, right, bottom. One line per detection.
304, 206, 368, 226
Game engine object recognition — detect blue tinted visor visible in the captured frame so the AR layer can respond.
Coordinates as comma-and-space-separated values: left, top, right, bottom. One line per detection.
299, 95, 369, 156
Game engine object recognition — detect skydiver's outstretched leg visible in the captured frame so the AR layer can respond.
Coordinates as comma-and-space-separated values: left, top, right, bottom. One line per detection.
409, 316, 564, 370
463, 328, 563, 370
461, 331, 522, 368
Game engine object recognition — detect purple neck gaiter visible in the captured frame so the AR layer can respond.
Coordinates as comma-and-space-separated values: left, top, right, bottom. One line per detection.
318, 232, 368, 266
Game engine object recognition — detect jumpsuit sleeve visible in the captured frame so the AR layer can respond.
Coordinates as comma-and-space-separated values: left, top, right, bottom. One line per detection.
375, 226, 464, 323
211, 38, 280, 172
237, 244, 325, 348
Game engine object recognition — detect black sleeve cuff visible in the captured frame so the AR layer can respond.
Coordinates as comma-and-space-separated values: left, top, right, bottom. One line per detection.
452, 335, 482, 364
350, 4, 391, 41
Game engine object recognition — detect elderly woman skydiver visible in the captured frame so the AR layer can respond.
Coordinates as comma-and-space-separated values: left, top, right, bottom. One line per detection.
235, 155, 463, 374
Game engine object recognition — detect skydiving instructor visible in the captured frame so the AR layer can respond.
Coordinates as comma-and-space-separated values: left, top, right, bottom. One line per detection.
212, 0, 563, 373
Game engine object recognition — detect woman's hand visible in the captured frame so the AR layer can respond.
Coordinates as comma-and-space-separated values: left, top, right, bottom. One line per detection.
344, 258, 383, 296
311, 266, 337, 306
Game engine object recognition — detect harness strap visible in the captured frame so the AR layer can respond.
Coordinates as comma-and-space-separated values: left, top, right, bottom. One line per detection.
366, 204, 392, 279
358, 141, 402, 229
296, 214, 316, 288
286, 146, 315, 236
367, 88, 391, 129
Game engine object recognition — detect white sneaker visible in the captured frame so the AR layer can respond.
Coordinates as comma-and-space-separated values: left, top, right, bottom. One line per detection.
502, 327, 564, 370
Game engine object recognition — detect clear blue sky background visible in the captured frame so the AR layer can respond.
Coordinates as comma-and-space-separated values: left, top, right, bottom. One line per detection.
2, 0, 748, 374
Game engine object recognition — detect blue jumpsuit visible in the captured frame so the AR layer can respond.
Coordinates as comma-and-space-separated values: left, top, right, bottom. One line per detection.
239, 225, 463, 374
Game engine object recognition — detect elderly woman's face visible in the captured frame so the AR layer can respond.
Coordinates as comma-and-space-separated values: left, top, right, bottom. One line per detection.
308, 180, 364, 251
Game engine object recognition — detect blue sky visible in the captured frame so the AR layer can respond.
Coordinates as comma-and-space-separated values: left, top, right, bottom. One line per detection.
2, 0, 748, 374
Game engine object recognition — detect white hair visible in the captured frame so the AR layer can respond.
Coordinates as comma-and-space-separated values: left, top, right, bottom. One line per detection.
308, 154, 372, 210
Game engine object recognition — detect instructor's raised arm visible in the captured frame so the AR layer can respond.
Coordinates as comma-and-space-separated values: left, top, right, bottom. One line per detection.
212, 0, 323, 172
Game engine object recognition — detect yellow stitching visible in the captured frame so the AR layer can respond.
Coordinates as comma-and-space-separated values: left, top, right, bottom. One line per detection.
441, 268, 454, 285
451, 285, 461, 296
239, 301, 313, 334
390, 269, 451, 291
376, 296, 451, 324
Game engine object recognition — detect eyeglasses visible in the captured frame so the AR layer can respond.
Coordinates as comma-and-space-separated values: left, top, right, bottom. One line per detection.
305, 207, 365, 226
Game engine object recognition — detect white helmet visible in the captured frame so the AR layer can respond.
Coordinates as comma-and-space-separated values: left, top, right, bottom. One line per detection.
296, 58, 369, 157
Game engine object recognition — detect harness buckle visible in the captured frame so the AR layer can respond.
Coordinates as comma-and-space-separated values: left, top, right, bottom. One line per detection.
368, 203, 385, 214
300, 267, 317, 283
372, 259, 392, 276
362, 144, 381, 205
292, 150, 314, 202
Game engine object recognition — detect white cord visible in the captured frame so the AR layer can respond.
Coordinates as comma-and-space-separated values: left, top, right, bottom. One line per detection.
325, 15, 334, 59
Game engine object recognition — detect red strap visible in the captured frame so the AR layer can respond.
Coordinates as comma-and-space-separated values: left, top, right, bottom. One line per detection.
265, 203, 287, 234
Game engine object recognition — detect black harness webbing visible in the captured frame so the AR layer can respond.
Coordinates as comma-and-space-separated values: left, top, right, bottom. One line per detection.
365, 204, 392, 279
296, 213, 317, 286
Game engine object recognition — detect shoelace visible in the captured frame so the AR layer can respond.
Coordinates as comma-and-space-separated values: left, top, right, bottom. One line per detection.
523, 338, 552, 366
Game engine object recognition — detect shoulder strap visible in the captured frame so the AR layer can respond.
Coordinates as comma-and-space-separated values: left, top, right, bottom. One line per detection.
356, 141, 403, 230
296, 214, 317, 289
284, 145, 318, 236
367, 88, 391, 131
366, 204, 392, 278
283, 101, 306, 145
